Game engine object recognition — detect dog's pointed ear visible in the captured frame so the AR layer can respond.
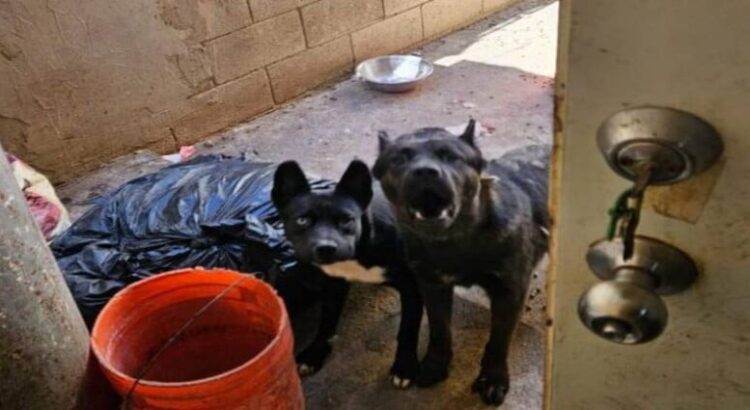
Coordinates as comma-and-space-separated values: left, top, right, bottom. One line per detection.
372, 157, 386, 180
378, 130, 392, 154
458, 119, 476, 147
272, 161, 311, 210
335, 160, 373, 210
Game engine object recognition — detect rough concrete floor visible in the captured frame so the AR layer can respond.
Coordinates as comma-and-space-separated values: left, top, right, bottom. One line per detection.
58, 1, 557, 408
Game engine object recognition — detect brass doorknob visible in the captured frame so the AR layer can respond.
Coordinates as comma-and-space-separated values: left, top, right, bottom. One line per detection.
578, 236, 698, 344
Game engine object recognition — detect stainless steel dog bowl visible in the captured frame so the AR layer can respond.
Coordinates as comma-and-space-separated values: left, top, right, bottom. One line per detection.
356, 55, 434, 93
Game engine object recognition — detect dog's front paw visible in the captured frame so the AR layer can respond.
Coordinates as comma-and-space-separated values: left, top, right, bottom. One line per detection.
471, 372, 509, 406
390, 356, 419, 389
296, 341, 332, 377
391, 374, 413, 389
415, 355, 450, 387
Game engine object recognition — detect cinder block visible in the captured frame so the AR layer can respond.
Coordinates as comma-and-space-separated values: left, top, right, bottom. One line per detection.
172, 69, 274, 143
483, 0, 521, 13
249, 0, 318, 21
268, 36, 353, 103
199, 0, 252, 39
422, 0, 483, 39
209, 11, 306, 83
352, 8, 423, 62
302, 0, 383, 47
383, 0, 429, 16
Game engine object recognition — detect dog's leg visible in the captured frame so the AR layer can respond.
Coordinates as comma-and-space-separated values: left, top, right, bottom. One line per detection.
390, 274, 423, 389
415, 279, 454, 387
471, 280, 525, 406
296, 278, 350, 376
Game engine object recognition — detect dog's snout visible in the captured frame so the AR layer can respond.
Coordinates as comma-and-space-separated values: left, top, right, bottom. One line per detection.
314, 243, 338, 260
412, 165, 440, 179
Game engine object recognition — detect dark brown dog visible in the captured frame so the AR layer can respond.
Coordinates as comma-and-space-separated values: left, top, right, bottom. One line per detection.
373, 120, 549, 405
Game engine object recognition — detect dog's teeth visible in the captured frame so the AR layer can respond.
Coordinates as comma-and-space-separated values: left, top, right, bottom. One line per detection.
415, 211, 425, 220
439, 209, 450, 219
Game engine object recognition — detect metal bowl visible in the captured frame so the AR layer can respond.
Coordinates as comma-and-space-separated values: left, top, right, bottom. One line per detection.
356, 55, 434, 93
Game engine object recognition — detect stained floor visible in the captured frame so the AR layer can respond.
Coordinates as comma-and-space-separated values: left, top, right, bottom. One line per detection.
58, 1, 558, 408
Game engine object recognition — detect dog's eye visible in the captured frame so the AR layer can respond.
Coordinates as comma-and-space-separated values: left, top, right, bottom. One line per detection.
436, 149, 460, 163
295, 216, 312, 227
339, 216, 356, 229
394, 149, 414, 165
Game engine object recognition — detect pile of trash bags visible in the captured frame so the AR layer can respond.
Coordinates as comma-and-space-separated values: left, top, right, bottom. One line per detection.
51, 154, 334, 326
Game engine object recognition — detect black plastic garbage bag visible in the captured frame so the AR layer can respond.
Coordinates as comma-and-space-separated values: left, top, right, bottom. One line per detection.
51, 155, 334, 326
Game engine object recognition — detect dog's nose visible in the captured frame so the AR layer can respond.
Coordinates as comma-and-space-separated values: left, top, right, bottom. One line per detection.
314, 244, 338, 261
412, 165, 440, 179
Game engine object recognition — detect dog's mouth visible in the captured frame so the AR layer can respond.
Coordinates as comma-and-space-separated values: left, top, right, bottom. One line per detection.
404, 186, 457, 228
312, 254, 339, 265
310, 247, 353, 265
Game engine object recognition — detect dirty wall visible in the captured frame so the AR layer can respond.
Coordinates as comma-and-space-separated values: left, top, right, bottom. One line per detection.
0, 0, 519, 182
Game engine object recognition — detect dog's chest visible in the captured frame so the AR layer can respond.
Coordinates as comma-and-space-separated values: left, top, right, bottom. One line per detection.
407, 236, 513, 285
319, 260, 387, 284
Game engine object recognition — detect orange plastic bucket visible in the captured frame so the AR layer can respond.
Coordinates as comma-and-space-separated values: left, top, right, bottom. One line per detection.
91, 268, 304, 410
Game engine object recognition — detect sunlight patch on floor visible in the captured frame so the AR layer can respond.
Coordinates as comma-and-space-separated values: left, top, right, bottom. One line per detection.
434, 2, 558, 77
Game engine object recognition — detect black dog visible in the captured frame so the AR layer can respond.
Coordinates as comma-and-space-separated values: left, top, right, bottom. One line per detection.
373, 120, 549, 405
272, 160, 423, 388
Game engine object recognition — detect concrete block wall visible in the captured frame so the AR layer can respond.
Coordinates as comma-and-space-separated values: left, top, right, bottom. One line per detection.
0, 0, 520, 182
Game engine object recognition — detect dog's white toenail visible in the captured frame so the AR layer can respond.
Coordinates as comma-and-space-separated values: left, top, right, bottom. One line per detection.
298, 364, 315, 376
392, 376, 412, 389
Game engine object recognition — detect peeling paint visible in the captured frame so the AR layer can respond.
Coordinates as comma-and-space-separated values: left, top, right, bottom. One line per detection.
647, 159, 725, 223
159, 0, 207, 38
165, 46, 214, 93
0, 0, 232, 181
0, 34, 23, 61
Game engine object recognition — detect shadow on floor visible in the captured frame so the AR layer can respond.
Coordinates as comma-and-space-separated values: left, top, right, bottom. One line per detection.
422, 0, 558, 66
